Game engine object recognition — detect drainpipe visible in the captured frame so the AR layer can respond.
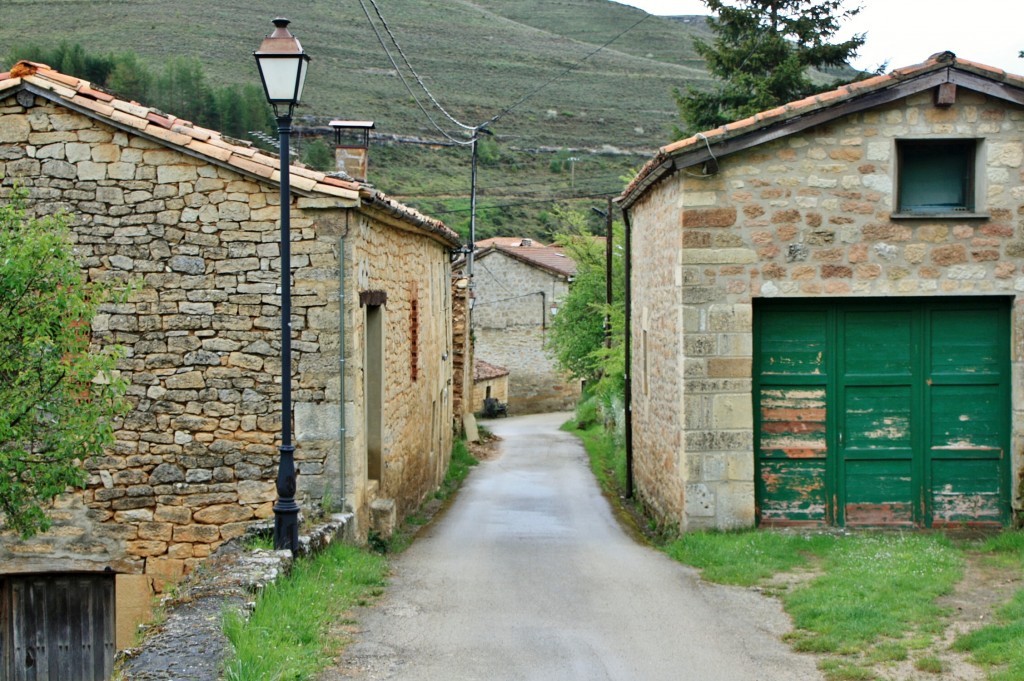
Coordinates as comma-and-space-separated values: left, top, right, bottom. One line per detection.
622, 207, 634, 499
337, 229, 348, 514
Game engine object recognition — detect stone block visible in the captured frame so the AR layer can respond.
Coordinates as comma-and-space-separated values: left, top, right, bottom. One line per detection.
684, 483, 715, 518
127, 540, 168, 557
370, 498, 397, 538
172, 524, 221, 543
115, 574, 154, 650
193, 503, 254, 525
295, 403, 341, 442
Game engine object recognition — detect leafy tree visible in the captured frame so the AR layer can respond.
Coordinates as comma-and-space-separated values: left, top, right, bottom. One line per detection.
674, 0, 866, 137
546, 208, 625, 402
0, 189, 127, 538
300, 137, 336, 172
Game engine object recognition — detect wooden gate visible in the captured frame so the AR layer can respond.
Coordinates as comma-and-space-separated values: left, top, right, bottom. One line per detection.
1, 574, 115, 681
755, 297, 1011, 528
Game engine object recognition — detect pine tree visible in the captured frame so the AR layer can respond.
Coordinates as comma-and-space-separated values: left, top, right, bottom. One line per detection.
675, 0, 866, 137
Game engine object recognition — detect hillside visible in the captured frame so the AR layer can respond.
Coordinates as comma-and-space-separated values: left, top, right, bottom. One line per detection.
1, 0, 716, 238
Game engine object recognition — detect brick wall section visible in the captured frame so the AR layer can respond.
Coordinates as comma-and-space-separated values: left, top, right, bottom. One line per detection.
472, 252, 579, 412
0, 95, 453, 579
629, 90, 1024, 531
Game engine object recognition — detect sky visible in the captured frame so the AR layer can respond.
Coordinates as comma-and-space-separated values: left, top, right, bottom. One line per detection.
611, 0, 1024, 74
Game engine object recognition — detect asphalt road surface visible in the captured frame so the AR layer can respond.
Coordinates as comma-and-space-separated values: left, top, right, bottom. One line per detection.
325, 412, 822, 681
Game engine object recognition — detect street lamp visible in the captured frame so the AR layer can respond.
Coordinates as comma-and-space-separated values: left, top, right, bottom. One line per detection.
255, 17, 311, 552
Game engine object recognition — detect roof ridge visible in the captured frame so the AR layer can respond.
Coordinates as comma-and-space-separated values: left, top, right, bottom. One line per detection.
2, 60, 458, 246
622, 53, 1024, 205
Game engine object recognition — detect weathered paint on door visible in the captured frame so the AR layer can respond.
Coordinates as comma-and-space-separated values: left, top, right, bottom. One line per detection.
754, 298, 1010, 528
1, 574, 115, 681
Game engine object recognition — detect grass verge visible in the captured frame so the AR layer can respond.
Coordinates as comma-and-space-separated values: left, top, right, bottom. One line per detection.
371, 435, 481, 555
952, 532, 1024, 681
222, 437, 478, 679
222, 541, 386, 681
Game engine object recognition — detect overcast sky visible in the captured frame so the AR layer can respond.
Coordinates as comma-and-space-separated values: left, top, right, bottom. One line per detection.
612, 0, 1024, 74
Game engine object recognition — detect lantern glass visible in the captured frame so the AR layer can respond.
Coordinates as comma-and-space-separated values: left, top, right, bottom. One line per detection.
257, 55, 308, 104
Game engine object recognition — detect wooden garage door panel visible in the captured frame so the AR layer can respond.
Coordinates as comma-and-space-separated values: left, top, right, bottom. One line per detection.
844, 459, 915, 526
755, 298, 1010, 528
758, 308, 828, 376
930, 385, 1003, 450
4, 575, 113, 681
931, 458, 1004, 526
758, 458, 828, 524
842, 309, 913, 377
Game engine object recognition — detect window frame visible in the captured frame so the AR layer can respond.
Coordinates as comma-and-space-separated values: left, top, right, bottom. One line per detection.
893, 138, 987, 219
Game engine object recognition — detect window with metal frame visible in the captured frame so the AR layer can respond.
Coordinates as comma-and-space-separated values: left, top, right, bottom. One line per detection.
896, 139, 977, 215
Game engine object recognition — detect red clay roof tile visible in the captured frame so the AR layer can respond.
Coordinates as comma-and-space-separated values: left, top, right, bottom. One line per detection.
0, 60, 457, 246
620, 53, 1024, 205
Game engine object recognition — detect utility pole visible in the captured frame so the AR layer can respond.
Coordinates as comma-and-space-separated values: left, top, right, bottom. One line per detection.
604, 197, 613, 349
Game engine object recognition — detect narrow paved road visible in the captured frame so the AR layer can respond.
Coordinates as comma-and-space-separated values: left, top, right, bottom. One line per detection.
326, 412, 822, 681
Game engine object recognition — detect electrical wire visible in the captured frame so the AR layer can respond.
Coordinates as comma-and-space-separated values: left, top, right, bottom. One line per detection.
357, 0, 474, 145
364, 0, 476, 132
426, 192, 620, 214
358, 0, 654, 144
478, 12, 653, 130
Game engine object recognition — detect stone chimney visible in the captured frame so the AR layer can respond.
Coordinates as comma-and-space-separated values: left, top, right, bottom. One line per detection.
330, 120, 374, 181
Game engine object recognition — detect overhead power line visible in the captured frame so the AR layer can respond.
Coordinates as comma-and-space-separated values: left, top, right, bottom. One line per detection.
362, 0, 476, 132
357, 0, 474, 145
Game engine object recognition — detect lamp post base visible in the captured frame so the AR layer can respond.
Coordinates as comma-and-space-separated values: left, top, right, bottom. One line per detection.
273, 443, 299, 552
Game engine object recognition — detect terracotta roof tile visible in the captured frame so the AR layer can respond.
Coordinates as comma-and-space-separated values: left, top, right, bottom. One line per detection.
620, 53, 1024, 205
69, 94, 116, 117
474, 359, 510, 382
0, 60, 459, 247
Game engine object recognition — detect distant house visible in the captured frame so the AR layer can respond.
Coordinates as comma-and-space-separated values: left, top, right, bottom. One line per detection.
472, 359, 510, 414
0, 60, 459, 671
463, 237, 580, 413
620, 52, 1024, 533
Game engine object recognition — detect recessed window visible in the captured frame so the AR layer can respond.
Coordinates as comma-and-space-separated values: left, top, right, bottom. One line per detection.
897, 140, 977, 215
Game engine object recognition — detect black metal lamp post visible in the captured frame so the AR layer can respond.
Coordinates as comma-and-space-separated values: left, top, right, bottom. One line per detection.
254, 17, 311, 552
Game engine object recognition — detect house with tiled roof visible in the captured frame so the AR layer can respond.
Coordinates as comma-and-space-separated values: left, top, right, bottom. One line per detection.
460, 237, 581, 413
0, 60, 459, 663
472, 358, 510, 414
619, 52, 1024, 533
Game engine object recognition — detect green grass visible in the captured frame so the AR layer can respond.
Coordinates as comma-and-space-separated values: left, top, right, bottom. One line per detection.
952, 533, 1024, 681
664, 530, 834, 587
435, 436, 479, 500
784, 534, 962, 654
661, 530, 966, 679
222, 541, 386, 681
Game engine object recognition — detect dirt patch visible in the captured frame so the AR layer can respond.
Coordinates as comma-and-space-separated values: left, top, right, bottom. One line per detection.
763, 548, 1022, 681
468, 432, 502, 461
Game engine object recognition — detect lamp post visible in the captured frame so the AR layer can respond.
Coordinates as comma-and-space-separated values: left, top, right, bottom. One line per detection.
254, 17, 311, 552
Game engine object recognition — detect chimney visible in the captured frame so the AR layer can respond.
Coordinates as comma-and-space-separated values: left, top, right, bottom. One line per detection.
520, 238, 533, 247
330, 120, 374, 181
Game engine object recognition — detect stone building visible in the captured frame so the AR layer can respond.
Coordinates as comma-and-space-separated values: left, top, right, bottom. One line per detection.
466, 237, 580, 413
0, 61, 459, 660
472, 359, 511, 414
619, 53, 1024, 532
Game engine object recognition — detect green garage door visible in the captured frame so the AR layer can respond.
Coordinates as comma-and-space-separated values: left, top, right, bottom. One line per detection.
755, 298, 1010, 528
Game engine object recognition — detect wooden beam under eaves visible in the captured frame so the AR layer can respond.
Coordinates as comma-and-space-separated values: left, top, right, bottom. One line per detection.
936, 82, 957, 107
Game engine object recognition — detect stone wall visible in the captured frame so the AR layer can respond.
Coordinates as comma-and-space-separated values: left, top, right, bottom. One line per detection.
629, 89, 1024, 531
346, 212, 454, 522
0, 93, 453, 582
472, 252, 579, 413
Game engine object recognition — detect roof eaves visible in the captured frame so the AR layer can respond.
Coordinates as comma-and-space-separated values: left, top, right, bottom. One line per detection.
619, 53, 1024, 208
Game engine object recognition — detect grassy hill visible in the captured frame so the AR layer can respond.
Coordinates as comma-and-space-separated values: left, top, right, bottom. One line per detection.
1, 0, 716, 238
